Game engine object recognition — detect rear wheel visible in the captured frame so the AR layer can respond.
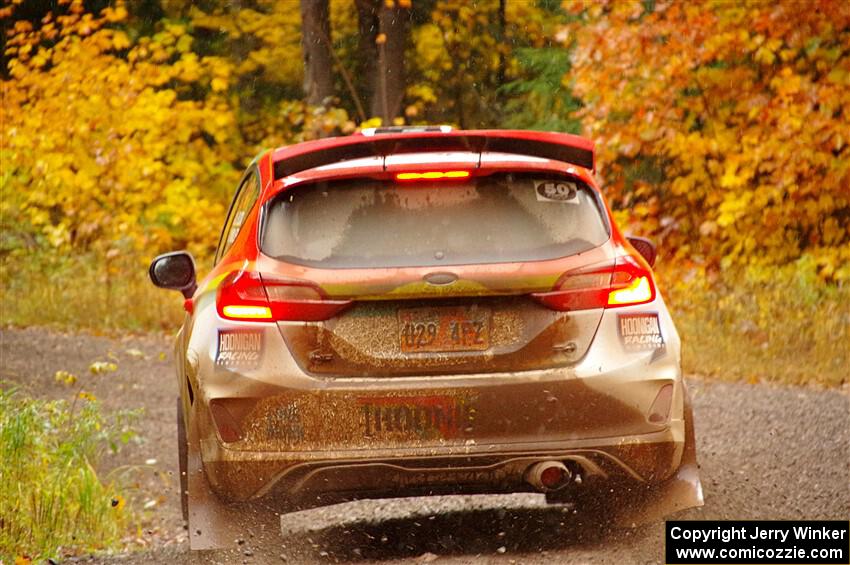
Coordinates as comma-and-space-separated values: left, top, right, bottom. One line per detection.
176, 397, 189, 522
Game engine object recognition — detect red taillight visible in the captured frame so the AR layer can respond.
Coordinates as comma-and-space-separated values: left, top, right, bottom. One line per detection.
607, 256, 655, 306
216, 271, 351, 322
395, 170, 471, 181
531, 254, 656, 311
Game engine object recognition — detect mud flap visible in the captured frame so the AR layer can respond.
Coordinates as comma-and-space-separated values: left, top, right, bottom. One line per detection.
614, 392, 704, 527
186, 405, 278, 550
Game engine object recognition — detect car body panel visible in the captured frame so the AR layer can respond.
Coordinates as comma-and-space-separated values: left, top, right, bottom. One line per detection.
163, 129, 703, 549
184, 287, 689, 497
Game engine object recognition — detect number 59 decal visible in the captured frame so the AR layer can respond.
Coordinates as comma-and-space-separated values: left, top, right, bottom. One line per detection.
536, 180, 578, 202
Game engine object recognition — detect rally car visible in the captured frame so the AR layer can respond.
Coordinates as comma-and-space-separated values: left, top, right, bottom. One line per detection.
149, 126, 703, 549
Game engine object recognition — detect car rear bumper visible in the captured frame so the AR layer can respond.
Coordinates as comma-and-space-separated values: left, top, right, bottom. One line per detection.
186, 295, 691, 504
200, 426, 683, 506
193, 369, 688, 504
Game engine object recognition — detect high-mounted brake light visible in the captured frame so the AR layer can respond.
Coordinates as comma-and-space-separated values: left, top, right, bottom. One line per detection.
216, 271, 351, 322
395, 170, 471, 181
531, 254, 656, 311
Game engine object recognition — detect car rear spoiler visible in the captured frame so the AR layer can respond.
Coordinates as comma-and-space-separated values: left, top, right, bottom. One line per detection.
271, 129, 595, 179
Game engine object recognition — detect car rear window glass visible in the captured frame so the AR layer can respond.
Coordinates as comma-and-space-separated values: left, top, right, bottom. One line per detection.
261, 173, 609, 268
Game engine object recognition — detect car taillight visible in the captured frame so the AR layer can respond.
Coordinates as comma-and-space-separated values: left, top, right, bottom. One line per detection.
216, 271, 351, 322
395, 170, 471, 181
531, 254, 656, 311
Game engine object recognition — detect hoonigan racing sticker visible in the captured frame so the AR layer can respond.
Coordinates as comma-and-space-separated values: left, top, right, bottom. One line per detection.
617, 313, 665, 351
215, 329, 264, 368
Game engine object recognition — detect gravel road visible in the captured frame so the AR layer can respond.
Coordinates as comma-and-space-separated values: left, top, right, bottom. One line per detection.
1, 327, 848, 564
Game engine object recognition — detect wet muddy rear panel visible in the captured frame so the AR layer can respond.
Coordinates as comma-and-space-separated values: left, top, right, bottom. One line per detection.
229, 380, 662, 451
210, 295, 667, 455
278, 296, 603, 377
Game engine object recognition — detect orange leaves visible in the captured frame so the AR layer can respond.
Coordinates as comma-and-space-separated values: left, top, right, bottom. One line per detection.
568, 0, 850, 280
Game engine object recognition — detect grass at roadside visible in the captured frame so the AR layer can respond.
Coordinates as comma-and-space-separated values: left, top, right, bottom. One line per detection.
0, 387, 140, 562
1, 253, 183, 332
661, 263, 849, 388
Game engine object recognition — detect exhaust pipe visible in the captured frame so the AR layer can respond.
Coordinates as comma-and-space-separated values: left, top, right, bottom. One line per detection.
526, 461, 572, 492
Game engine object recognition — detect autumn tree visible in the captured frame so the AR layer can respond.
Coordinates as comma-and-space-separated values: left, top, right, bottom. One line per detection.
407, 0, 562, 127
566, 0, 850, 279
369, 0, 411, 121
137, 0, 354, 149
355, 0, 380, 117
2, 0, 239, 259
159, 0, 572, 128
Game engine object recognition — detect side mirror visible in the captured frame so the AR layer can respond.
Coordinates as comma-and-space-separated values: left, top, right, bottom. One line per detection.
626, 236, 657, 267
149, 251, 197, 298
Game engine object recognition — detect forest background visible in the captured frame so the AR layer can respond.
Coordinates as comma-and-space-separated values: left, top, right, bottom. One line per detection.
2, 0, 848, 385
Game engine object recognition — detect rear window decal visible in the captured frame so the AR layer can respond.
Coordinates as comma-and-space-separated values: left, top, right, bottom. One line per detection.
215, 329, 264, 368
617, 313, 665, 351
535, 180, 578, 203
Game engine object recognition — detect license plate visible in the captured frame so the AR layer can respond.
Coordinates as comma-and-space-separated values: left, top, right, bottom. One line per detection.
398, 306, 490, 353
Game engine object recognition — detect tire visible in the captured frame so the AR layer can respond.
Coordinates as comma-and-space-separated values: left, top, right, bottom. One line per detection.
176, 397, 189, 522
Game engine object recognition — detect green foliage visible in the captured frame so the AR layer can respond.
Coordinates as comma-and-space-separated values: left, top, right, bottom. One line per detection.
499, 47, 581, 132
406, 0, 567, 127
0, 388, 139, 562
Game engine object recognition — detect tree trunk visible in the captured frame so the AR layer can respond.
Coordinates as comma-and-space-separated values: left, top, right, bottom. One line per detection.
497, 0, 506, 86
370, 2, 409, 123
355, 0, 379, 114
300, 0, 334, 105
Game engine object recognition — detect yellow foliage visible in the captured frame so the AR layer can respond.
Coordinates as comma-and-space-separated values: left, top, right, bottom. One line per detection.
1, 2, 240, 260
661, 259, 849, 386
187, 1, 303, 87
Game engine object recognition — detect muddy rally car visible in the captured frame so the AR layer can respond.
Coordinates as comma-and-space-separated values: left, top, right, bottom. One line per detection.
149, 127, 703, 548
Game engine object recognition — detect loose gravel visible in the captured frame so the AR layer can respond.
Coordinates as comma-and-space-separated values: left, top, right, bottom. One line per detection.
1, 327, 847, 564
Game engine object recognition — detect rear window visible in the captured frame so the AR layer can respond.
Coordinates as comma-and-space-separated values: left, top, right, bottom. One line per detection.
261, 173, 609, 268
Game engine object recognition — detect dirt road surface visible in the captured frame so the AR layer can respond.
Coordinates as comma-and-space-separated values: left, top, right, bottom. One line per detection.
1, 327, 848, 564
